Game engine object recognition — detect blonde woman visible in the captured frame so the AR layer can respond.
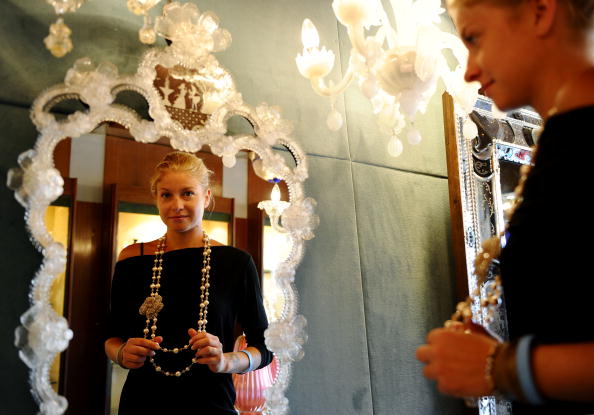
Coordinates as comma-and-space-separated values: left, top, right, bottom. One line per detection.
417, 0, 594, 413
105, 151, 272, 414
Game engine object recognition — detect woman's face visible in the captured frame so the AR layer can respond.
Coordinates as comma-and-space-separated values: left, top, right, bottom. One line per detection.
450, 1, 538, 110
155, 170, 211, 234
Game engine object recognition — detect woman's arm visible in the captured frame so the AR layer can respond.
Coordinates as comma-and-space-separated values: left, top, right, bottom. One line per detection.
533, 342, 594, 402
188, 329, 262, 373
220, 347, 263, 374
416, 329, 594, 403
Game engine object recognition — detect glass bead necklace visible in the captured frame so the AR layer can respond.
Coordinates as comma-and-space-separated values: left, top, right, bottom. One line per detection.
138, 231, 212, 376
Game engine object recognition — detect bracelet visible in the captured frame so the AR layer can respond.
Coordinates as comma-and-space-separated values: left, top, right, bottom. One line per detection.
116, 342, 127, 368
516, 335, 545, 405
238, 349, 254, 374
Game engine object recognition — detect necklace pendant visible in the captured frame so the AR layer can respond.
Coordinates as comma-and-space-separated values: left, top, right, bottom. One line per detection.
139, 294, 164, 320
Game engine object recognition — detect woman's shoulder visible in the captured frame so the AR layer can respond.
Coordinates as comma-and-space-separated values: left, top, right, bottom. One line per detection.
117, 240, 160, 262
212, 244, 253, 262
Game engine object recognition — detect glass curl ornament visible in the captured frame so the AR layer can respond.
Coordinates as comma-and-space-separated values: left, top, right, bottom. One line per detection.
296, 0, 481, 157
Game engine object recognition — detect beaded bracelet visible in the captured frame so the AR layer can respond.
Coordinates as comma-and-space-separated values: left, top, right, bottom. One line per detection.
116, 342, 127, 369
238, 349, 254, 374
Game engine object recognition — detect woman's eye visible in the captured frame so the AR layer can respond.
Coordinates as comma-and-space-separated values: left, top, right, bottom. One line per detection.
183, 191, 194, 197
464, 34, 478, 46
160, 193, 170, 199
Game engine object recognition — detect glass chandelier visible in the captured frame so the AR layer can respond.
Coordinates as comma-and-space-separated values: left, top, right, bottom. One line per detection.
296, 0, 481, 157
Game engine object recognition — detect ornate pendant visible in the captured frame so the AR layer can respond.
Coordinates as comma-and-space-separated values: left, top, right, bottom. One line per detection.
139, 294, 164, 320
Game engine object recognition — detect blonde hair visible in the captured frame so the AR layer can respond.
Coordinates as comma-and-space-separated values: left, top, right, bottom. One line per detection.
447, 0, 594, 29
150, 151, 213, 197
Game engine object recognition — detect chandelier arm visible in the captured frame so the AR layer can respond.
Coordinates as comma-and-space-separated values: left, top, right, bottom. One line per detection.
309, 66, 355, 97
346, 25, 367, 58
375, 9, 397, 49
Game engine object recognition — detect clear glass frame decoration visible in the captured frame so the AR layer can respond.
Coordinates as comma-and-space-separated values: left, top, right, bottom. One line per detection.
7, 2, 317, 414
445, 93, 542, 415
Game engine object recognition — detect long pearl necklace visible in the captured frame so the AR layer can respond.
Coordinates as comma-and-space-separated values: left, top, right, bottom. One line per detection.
452, 147, 536, 325
138, 231, 212, 377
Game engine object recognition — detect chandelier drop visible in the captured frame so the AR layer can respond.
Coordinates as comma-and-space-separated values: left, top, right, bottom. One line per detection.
42, 0, 165, 57
126, 0, 163, 44
296, 0, 481, 157
43, 0, 86, 57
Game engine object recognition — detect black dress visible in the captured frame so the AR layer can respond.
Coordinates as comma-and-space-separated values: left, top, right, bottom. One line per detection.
500, 105, 594, 414
107, 246, 272, 414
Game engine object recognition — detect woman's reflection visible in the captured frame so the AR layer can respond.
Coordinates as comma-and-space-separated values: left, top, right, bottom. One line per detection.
104, 152, 273, 414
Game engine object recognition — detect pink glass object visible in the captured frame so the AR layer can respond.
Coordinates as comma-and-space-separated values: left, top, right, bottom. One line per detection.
233, 335, 279, 415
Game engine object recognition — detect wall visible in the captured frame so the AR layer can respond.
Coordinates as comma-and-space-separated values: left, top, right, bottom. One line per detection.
0, 0, 462, 414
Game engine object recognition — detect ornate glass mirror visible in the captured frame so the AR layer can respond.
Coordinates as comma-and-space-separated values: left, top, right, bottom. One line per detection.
444, 93, 542, 415
7, 3, 317, 414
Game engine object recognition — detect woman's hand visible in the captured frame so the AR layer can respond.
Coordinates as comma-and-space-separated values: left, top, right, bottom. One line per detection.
188, 329, 226, 373
119, 337, 162, 369
416, 327, 498, 398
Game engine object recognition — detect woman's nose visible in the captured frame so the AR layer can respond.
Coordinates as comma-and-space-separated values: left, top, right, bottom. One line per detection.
464, 55, 480, 83
172, 196, 184, 210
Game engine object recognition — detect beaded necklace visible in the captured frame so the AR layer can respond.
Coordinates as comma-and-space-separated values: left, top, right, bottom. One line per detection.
138, 231, 212, 377
452, 146, 537, 325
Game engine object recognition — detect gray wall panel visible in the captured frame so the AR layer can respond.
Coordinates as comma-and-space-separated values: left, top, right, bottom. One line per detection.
351, 163, 462, 415
289, 156, 373, 415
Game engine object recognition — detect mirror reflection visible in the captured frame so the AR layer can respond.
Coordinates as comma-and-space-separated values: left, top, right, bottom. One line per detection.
46, 124, 292, 414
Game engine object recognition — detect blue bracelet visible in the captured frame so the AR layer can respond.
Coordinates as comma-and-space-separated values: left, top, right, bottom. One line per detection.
239, 349, 254, 374
516, 335, 545, 405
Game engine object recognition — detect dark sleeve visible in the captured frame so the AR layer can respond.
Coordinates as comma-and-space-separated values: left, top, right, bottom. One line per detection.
238, 254, 273, 369
106, 261, 130, 341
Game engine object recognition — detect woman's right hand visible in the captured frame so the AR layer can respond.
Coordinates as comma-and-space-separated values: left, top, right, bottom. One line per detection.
118, 337, 162, 369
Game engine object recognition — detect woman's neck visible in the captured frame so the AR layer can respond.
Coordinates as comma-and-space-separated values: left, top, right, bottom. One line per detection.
165, 227, 205, 251
551, 67, 594, 116
530, 30, 593, 118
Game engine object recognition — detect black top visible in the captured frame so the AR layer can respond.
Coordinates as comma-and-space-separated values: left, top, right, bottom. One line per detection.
500, 106, 594, 414
107, 246, 272, 414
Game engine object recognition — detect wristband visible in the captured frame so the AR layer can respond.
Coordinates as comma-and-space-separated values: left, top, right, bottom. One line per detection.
516, 335, 545, 405
238, 349, 254, 374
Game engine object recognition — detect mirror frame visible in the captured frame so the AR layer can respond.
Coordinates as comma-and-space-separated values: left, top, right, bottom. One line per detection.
444, 92, 541, 414
7, 15, 317, 413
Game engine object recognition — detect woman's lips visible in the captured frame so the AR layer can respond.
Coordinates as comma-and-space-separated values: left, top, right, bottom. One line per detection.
481, 81, 494, 95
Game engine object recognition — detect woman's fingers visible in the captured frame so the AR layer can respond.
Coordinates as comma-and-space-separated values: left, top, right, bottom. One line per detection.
415, 344, 432, 363
120, 337, 163, 368
188, 330, 222, 352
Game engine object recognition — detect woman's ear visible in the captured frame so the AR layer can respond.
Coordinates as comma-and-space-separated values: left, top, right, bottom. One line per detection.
205, 188, 212, 208
529, 0, 558, 36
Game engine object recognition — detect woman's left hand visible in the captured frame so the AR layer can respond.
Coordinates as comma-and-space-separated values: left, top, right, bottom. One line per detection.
188, 328, 226, 373
416, 327, 498, 398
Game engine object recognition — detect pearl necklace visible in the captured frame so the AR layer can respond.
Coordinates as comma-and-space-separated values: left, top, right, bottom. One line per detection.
138, 231, 212, 377
452, 146, 536, 325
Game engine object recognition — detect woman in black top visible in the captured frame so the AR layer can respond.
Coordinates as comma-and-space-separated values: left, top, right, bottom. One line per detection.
416, 0, 594, 412
105, 151, 272, 413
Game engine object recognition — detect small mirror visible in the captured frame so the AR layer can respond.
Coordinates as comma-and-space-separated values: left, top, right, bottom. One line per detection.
444, 93, 541, 414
